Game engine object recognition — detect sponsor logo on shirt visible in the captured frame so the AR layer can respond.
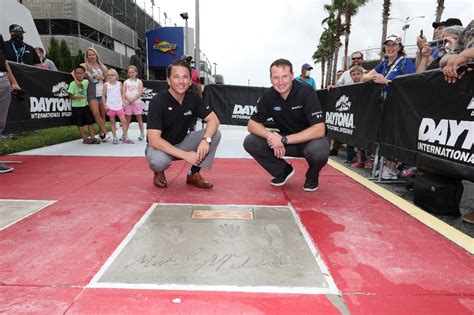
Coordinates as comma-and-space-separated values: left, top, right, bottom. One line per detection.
273, 106, 282, 111
168, 107, 173, 111
291, 105, 303, 110
183, 110, 192, 116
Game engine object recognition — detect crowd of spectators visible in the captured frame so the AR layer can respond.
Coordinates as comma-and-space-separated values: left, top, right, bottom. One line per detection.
322, 18, 472, 223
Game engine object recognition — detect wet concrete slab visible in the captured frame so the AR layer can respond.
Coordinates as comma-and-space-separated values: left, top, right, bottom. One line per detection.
91, 203, 339, 295
0, 199, 54, 230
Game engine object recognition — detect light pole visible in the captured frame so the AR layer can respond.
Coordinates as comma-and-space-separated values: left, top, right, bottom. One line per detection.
180, 12, 189, 55
388, 16, 425, 45
213, 62, 217, 75
163, 12, 167, 26
195, 0, 200, 74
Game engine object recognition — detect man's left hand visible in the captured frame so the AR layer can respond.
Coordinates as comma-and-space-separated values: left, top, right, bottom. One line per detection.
266, 132, 286, 159
273, 146, 286, 159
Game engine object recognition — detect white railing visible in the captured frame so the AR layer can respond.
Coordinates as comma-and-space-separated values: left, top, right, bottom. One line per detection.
358, 45, 419, 62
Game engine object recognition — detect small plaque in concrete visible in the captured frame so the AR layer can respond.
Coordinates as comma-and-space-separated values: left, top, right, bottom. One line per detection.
0, 199, 54, 230
192, 209, 254, 220
91, 203, 339, 295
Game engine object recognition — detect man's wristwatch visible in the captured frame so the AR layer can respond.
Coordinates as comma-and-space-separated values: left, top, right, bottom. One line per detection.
281, 136, 288, 146
202, 136, 212, 144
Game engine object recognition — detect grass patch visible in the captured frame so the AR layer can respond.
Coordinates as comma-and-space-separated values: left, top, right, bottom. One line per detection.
0, 125, 105, 155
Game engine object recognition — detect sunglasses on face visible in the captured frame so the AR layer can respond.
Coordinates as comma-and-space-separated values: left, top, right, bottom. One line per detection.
352, 57, 362, 60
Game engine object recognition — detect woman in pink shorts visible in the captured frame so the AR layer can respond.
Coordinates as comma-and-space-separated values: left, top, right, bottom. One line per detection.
123, 65, 145, 141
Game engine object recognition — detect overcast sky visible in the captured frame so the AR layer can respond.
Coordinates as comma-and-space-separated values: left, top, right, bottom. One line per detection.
142, 0, 473, 87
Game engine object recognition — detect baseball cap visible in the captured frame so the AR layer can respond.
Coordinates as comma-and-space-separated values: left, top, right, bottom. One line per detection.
301, 63, 313, 71
9, 24, 25, 33
383, 34, 402, 45
432, 18, 463, 29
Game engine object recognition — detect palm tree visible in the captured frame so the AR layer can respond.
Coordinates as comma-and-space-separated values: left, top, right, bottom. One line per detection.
313, 32, 331, 88
433, 0, 445, 39
380, 0, 391, 58
323, 2, 344, 85
342, 0, 368, 70
321, 8, 337, 86
312, 49, 326, 89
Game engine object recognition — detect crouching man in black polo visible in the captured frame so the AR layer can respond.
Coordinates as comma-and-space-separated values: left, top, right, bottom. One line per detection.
146, 59, 221, 189
243, 58, 329, 191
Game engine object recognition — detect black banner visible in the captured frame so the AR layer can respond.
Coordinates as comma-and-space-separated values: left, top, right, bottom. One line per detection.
203, 84, 267, 126
321, 82, 383, 153
380, 70, 473, 181
4, 63, 473, 181
5, 62, 75, 133
141, 79, 168, 119
4, 62, 168, 132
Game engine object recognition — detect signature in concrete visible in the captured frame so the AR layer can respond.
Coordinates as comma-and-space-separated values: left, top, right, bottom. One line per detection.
193, 248, 298, 272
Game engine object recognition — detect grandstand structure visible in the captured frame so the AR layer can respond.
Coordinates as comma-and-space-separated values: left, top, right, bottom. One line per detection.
23, 0, 159, 72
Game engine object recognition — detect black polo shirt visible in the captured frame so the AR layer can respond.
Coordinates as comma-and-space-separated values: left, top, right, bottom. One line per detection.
3, 40, 41, 65
0, 51, 7, 72
147, 89, 213, 145
251, 79, 324, 135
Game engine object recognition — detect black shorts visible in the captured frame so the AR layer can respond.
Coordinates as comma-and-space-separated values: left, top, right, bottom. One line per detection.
72, 106, 95, 127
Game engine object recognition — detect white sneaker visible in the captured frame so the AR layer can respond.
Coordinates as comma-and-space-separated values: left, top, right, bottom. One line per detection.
381, 167, 397, 180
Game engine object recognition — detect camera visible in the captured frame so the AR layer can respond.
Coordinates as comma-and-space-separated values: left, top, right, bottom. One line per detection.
428, 39, 447, 49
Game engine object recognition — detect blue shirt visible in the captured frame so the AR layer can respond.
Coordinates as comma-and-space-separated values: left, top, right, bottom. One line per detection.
295, 75, 316, 90
374, 56, 416, 82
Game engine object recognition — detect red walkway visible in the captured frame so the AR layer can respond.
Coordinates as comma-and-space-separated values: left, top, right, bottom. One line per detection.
0, 155, 473, 314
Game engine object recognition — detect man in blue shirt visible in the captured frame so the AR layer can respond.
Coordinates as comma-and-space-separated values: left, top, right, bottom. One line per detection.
295, 63, 317, 90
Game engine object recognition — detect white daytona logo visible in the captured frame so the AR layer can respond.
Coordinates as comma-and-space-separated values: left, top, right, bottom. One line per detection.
417, 118, 474, 164
232, 104, 257, 119
30, 81, 72, 119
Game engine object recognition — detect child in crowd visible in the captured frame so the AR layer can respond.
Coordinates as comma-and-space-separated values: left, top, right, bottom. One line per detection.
122, 65, 145, 141
349, 65, 372, 169
102, 69, 133, 144
68, 65, 100, 144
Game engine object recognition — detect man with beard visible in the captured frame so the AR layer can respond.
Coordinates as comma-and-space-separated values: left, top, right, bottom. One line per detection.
3, 24, 41, 66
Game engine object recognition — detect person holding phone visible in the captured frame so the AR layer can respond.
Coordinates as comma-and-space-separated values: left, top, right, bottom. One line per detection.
416, 18, 463, 70
416, 25, 464, 72
441, 20, 474, 83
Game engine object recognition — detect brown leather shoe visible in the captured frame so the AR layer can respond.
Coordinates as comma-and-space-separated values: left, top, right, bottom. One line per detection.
153, 171, 167, 188
186, 172, 213, 189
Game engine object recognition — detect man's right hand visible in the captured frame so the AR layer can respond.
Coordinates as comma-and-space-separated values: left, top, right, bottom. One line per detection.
416, 35, 427, 50
10, 83, 20, 91
183, 151, 201, 166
